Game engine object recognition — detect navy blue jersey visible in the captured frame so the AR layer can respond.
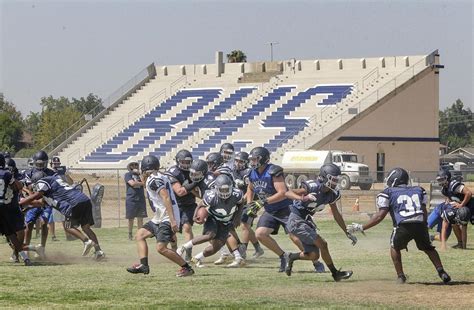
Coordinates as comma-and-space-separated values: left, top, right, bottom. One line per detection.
441, 180, 474, 208
233, 167, 251, 194
377, 186, 427, 226
248, 164, 291, 213
197, 172, 216, 195
202, 188, 244, 224
0, 169, 14, 206
166, 165, 196, 207
22, 167, 56, 185
291, 179, 341, 218
35, 175, 90, 216
215, 164, 234, 182
124, 171, 146, 205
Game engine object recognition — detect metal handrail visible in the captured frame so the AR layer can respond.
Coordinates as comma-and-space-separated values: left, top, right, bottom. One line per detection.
43, 63, 156, 156
273, 51, 437, 152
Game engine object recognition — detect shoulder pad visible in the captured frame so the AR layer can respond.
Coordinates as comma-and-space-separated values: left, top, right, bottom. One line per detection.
149, 177, 165, 192
167, 166, 181, 177
268, 165, 284, 177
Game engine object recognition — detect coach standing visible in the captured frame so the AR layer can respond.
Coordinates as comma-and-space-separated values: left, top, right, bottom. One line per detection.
124, 161, 147, 240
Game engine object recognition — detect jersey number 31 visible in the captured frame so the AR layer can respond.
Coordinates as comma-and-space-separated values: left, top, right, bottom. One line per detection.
397, 194, 422, 217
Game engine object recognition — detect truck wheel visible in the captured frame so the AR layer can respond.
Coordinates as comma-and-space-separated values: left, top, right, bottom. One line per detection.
296, 175, 308, 188
285, 174, 296, 189
359, 183, 372, 190
339, 175, 351, 190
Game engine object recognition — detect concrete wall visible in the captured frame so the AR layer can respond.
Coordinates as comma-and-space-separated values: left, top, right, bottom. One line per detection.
318, 68, 439, 173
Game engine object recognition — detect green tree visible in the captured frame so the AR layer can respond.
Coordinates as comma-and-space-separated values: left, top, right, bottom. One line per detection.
0, 97, 22, 122
439, 99, 473, 150
35, 96, 84, 148
72, 93, 104, 116
226, 50, 247, 63
0, 113, 22, 152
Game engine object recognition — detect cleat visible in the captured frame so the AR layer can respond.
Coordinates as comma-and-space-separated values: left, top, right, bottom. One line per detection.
279, 253, 288, 273
94, 250, 106, 261
214, 254, 233, 265
128, 233, 133, 241
35, 245, 46, 260
10, 253, 20, 263
51, 236, 59, 242
285, 254, 295, 276
191, 257, 205, 268
126, 263, 149, 274
451, 242, 464, 249
313, 261, 325, 273
252, 248, 264, 259
397, 274, 407, 284
176, 266, 195, 277
332, 269, 353, 282
82, 240, 94, 256
227, 257, 246, 268
440, 272, 451, 284
24, 258, 33, 266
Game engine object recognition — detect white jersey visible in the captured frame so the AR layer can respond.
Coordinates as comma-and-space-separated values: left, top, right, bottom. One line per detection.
146, 172, 180, 225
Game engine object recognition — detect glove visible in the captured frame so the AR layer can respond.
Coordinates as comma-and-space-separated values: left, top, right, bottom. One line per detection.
346, 222, 364, 234
183, 180, 198, 192
346, 232, 358, 246
301, 193, 317, 202
246, 200, 265, 217
235, 179, 245, 190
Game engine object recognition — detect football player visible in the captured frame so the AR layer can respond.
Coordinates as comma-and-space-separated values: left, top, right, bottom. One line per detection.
436, 168, 473, 249
178, 175, 245, 268
22, 150, 56, 258
220, 143, 235, 169
246, 146, 299, 272
126, 155, 194, 277
0, 154, 39, 266
347, 168, 451, 284
284, 164, 355, 281
233, 151, 264, 259
19, 170, 105, 260
439, 205, 471, 251
166, 149, 200, 260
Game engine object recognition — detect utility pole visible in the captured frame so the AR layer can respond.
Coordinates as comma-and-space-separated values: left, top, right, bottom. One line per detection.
269, 42, 279, 61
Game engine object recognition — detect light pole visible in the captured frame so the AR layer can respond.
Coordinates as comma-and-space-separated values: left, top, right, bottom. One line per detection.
269, 42, 279, 61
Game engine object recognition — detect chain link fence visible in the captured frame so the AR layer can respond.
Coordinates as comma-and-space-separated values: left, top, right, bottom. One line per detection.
64, 168, 474, 228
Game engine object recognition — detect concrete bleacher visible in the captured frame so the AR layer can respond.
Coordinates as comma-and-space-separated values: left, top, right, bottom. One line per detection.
60, 53, 432, 168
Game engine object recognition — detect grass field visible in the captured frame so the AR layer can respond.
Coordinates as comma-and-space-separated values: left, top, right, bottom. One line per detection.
1, 217, 473, 309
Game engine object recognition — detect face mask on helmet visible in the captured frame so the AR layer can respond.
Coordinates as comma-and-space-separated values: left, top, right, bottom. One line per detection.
35, 160, 47, 170
248, 155, 262, 169
221, 149, 234, 162
189, 168, 204, 182
178, 157, 192, 171
436, 175, 448, 187
216, 184, 232, 199
235, 158, 247, 171
323, 174, 340, 191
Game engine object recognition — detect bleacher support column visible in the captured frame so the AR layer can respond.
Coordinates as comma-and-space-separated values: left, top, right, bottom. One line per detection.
216, 51, 224, 77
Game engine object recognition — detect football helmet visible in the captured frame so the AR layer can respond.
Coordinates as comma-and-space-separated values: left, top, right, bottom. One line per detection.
384, 167, 409, 188
455, 207, 471, 225
206, 152, 223, 172
175, 149, 193, 171
214, 174, 233, 199
33, 150, 49, 170
31, 170, 47, 184
50, 156, 61, 169
140, 155, 160, 172
220, 143, 234, 163
5, 158, 17, 174
436, 168, 451, 187
318, 163, 341, 191
234, 151, 249, 171
190, 159, 208, 182
248, 147, 270, 169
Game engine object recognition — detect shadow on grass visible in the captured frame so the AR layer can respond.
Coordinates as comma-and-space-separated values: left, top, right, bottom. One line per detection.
408, 280, 474, 286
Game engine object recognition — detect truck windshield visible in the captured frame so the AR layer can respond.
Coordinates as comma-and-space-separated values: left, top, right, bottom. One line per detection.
341, 155, 358, 163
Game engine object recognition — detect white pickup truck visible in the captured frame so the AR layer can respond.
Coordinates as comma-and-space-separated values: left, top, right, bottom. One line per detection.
281, 150, 373, 190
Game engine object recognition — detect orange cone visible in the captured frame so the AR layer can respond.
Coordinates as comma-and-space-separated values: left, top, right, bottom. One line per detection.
352, 198, 360, 212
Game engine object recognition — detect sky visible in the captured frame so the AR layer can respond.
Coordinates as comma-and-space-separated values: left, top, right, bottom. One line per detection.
1, 0, 472, 116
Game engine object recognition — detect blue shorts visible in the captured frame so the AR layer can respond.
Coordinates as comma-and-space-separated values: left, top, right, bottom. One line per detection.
287, 212, 319, 254
427, 203, 452, 237
0, 204, 25, 235
241, 205, 255, 226
256, 207, 290, 235
25, 207, 53, 225
179, 204, 197, 228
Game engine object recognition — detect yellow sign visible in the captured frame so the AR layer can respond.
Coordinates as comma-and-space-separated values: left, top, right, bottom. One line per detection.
290, 156, 318, 161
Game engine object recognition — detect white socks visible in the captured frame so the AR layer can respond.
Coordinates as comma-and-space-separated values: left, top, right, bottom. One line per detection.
195, 252, 205, 260
183, 240, 194, 249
